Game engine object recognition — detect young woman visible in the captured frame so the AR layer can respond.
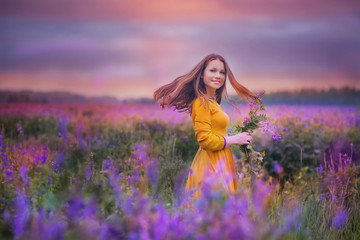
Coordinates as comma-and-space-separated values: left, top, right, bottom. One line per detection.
153, 53, 258, 199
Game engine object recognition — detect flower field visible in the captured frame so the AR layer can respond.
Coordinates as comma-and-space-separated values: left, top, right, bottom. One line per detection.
0, 102, 359, 239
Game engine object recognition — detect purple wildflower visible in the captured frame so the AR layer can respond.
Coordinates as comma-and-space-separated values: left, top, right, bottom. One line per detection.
102, 157, 115, 174
183, 136, 189, 142
108, 172, 124, 208
41, 144, 47, 165
76, 122, 86, 149
34, 153, 40, 164
316, 165, 324, 173
22, 149, 29, 156
48, 175, 53, 185
262, 121, 270, 132
132, 143, 149, 166
272, 162, 283, 174
53, 152, 65, 173
271, 133, 281, 141
67, 195, 85, 219
17, 122, 24, 137
243, 117, 249, 125
253, 180, 272, 214
5, 168, 12, 177
20, 165, 30, 185
145, 157, 159, 186
20, 165, 28, 179
332, 209, 347, 228
59, 116, 68, 139
14, 191, 31, 237
127, 170, 141, 184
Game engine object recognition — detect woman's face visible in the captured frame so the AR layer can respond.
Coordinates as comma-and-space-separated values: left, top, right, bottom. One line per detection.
202, 59, 226, 94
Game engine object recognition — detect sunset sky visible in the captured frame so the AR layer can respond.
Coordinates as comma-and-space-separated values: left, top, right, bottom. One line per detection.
0, 0, 359, 99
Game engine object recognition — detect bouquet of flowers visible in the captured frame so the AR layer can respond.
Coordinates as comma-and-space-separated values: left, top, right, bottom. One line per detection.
233, 91, 268, 185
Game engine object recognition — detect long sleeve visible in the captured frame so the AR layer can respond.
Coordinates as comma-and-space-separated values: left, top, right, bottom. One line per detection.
192, 99, 226, 151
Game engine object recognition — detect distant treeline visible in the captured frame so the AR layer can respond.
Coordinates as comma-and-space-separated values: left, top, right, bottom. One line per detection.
0, 87, 359, 105
259, 87, 360, 106
0, 90, 119, 104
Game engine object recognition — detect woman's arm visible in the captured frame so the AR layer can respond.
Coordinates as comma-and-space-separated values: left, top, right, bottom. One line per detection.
224, 132, 252, 147
192, 99, 226, 151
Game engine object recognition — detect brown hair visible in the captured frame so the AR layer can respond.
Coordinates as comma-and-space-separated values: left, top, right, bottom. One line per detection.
153, 53, 258, 113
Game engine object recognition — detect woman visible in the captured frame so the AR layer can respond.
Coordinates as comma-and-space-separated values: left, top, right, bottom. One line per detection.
153, 53, 258, 199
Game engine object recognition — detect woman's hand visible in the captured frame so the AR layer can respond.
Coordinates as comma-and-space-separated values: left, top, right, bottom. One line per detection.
224, 132, 252, 147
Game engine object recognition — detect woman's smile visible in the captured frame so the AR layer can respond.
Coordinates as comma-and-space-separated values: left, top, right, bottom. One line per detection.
202, 59, 226, 96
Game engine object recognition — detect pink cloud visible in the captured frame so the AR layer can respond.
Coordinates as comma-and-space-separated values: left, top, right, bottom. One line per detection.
1, 0, 359, 22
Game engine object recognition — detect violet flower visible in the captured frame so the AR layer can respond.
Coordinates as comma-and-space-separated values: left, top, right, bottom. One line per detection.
332, 209, 347, 228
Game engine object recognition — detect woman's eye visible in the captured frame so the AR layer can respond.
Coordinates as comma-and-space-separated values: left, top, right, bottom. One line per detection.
220, 72, 225, 74
210, 70, 215, 72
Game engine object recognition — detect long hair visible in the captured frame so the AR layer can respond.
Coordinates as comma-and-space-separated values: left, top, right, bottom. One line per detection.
153, 53, 258, 113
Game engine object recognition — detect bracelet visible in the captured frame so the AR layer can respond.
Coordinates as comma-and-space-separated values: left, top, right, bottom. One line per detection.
222, 136, 226, 149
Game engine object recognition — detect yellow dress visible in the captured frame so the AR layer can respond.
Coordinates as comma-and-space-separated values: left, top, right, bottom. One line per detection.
185, 98, 238, 199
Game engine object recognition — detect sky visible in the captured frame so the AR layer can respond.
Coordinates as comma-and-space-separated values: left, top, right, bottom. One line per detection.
0, 0, 359, 99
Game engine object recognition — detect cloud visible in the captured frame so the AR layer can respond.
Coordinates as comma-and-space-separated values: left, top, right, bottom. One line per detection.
1, 0, 359, 22
0, 0, 359, 97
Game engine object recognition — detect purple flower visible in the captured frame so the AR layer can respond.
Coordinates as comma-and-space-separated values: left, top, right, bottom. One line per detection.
273, 162, 282, 174
145, 158, 159, 186
332, 195, 337, 202
5, 168, 12, 177
262, 121, 270, 132
20, 165, 29, 185
316, 165, 324, 173
59, 117, 68, 139
14, 191, 30, 237
76, 122, 86, 149
127, 170, 141, 184
48, 175, 53, 185
41, 144, 47, 165
2, 152, 9, 167
17, 122, 24, 137
253, 180, 272, 214
67, 196, 85, 219
319, 194, 325, 200
271, 133, 281, 141
53, 152, 65, 173
102, 157, 115, 173
183, 136, 189, 142
132, 143, 149, 166
243, 117, 249, 125
332, 209, 347, 228
34, 153, 40, 164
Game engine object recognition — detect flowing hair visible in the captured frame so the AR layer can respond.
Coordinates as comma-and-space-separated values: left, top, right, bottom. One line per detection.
153, 53, 259, 113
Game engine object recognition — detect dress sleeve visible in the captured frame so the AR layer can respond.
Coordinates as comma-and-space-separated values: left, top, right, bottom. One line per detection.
192, 99, 226, 151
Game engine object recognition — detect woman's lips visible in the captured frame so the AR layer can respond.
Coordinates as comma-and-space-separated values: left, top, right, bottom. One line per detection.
212, 80, 222, 84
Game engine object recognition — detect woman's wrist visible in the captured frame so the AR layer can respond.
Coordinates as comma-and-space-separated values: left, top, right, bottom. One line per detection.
224, 136, 233, 147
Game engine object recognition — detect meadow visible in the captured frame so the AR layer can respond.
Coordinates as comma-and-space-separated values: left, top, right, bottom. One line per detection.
0, 102, 359, 239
